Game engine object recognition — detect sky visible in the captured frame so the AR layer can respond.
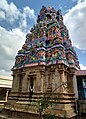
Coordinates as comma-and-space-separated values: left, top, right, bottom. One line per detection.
0, 0, 86, 77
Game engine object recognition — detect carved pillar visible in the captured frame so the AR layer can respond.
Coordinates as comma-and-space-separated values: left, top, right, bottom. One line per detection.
59, 70, 65, 92
67, 67, 75, 93
18, 74, 23, 92
36, 71, 42, 92
40, 71, 45, 93
50, 66, 55, 92
11, 73, 20, 93
58, 64, 68, 93
46, 67, 52, 92
35, 66, 45, 93
21, 73, 28, 92
33, 75, 37, 93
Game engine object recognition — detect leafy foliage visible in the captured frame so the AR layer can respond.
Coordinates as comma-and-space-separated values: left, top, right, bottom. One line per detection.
37, 81, 68, 119
44, 113, 56, 119
38, 95, 50, 114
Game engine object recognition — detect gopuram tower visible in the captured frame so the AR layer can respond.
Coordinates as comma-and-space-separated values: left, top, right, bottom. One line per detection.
3, 6, 80, 119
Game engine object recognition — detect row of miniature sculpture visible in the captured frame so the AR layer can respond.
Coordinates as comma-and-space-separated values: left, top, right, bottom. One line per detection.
13, 6, 80, 69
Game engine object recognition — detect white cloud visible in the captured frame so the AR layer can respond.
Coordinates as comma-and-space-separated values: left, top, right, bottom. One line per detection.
19, 14, 27, 29
0, 0, 36, 29
64, 0, 86, 50
0, 69, 12, 77
80, 64, 86, 70
0, 0, 36, 76
0, 26, 26, 76
24, 6, 36, 21
0, 11, 5, 20
0, 0, 20, 23
78, 0, 85, 3
20, 7, 36, 29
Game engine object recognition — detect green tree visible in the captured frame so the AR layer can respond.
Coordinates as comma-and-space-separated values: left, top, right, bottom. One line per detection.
37, 81, 67, 119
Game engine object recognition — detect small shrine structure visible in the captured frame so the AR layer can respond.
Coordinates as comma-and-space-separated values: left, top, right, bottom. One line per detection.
76, 70, 86, 115
3, 6, 80, 119
0, 75, 12, 108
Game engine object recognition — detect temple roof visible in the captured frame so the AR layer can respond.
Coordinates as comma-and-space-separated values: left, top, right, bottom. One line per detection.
76, 70, 86, 76
12, 6, 80, 70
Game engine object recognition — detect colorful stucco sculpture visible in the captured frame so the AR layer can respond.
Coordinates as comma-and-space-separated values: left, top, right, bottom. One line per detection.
13, 6, 80, 70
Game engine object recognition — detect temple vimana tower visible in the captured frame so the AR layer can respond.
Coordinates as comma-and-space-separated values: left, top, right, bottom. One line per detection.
3, 6, 80, 119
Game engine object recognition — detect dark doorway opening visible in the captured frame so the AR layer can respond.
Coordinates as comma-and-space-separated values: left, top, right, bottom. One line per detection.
29, 76, 34, 98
